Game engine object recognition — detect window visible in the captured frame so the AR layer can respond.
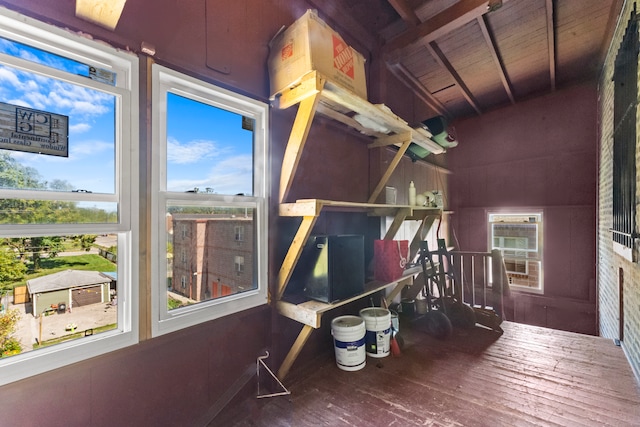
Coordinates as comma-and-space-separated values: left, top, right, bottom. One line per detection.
489, 213, 543, 292
0, 9, 138, 385
612, 7, 638, 258
151, 65, 268, 336
235, 256, 245, 274
235, 225, 244, 242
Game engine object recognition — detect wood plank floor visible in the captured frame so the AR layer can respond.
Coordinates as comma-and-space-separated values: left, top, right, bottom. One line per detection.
217, 321, 640, 426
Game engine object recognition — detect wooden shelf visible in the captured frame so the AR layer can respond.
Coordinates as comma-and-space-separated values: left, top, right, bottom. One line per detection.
273, 70, 447, 379
277, 267, 420, 329
275, 71, 446, 205
276, 200, 441, 302
279, 199, 442, 219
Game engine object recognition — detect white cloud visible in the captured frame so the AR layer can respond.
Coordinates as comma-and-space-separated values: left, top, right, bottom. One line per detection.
70, 123, 91, 133
5, 99, 31, 108
70, 140, 113, 156
167, 137, 218, 164
0, 67, 21, 87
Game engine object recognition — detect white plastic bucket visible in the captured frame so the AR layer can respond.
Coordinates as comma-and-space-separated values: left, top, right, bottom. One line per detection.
359, 307, 391, 358
331, 315, 366, 371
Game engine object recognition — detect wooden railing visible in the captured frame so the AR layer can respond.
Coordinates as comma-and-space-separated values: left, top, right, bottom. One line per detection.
446, 249, 509, 318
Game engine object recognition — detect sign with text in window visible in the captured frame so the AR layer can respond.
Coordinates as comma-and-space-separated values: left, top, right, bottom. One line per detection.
0, 102, 69, 157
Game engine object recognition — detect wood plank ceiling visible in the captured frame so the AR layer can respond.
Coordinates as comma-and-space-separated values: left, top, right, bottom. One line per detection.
311, 0, 623, 122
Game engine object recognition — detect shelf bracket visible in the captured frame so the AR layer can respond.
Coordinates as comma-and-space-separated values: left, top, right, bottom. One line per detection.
276, 215, 319, 300
383, 207, 411, 240
409, 214, 439, 260
278, 324, 314, 379
367, 131, 412, 204
279, 73, 326, 204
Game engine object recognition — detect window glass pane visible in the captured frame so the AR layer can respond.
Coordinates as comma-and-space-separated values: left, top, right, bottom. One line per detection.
0, 63, 116, 194
165, 205, 256, 310
489, 213, 542, 290
166, 93, 254, 195
0, 233, 118, 358
0, 36, 116, 85
0, 199, 117, 224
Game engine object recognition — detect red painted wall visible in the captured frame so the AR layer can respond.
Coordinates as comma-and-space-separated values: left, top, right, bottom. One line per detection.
449, 82, 598, 334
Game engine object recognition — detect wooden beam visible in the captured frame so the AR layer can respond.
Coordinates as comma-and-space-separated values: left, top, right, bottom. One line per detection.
276, 216, 319, 300
383, 0, 510, 55
278, 324, 314, 379
426, 41, 482, 115
386, 62, 451, 118
383, 208, 411, 240
75, 0, 126, 30
546, 0, 556, 91
368, 136, 411, 204
387, 0, 421, 27
477, 15, 515, 104
278, 87, 323, 204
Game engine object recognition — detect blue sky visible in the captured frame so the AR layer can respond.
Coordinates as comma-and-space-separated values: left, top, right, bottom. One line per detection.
0, 37, 253, 196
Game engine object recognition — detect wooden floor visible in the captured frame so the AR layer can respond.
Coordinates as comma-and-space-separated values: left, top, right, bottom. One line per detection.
218, 321, 640, 426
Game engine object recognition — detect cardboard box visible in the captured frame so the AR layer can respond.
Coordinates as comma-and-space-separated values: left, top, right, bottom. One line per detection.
268, 9, 367, 100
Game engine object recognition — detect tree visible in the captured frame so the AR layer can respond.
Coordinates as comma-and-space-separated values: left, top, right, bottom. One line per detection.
0, 248, 27, 293
75, 234, 97, 251
3, 236, 64, 271
0, 309, 21, 357
0, 152, 44, 190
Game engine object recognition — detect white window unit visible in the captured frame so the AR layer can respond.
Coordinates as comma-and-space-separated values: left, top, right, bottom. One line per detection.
151, 64, 269, 336
489, 212, 543, 292
0, 8, 139, 385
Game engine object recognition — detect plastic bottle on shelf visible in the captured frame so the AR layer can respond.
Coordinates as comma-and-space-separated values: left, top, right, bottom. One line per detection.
408, 181, 416, 206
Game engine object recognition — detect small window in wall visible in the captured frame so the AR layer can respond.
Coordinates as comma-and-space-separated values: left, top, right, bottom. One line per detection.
0, 9, 139, 385
235, 255, 245, 274
151, 65, 268, 336
235, 225, 244, 242
611, 6, 638, 258
489, 213, 543, 292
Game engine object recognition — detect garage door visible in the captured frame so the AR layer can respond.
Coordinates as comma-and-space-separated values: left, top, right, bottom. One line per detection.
72, 286, 102, 306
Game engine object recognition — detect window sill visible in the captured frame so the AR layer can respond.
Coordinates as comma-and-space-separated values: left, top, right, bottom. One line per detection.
509, 285, 544, 295
612, 240, 634, 262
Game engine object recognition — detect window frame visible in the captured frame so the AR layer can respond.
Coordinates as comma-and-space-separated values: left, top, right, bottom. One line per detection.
489, 211, 543, 294
150, 64, 269, 337
0, 8, 139, 386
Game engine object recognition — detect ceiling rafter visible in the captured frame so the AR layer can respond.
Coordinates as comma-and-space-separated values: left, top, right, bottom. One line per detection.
387, 62, 451, 118
384, 0, 455, 120
477, 15, 515, 104
387, 0, 421, 27
546, 0, 556, 91
426, 41, 481, 115
383, 0, 511, 58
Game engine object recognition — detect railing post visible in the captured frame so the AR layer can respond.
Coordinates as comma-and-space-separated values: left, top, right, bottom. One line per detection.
491, 249, 506, 319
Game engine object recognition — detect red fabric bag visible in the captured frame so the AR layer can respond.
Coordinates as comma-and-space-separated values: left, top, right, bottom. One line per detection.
373, 239, 409, 282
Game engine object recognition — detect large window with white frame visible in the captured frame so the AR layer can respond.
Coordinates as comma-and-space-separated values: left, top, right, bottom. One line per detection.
0, 9, 138, 385
151, 65, 268, 336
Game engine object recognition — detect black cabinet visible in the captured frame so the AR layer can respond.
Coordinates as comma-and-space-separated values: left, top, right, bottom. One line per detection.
286, 235, 364, 303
